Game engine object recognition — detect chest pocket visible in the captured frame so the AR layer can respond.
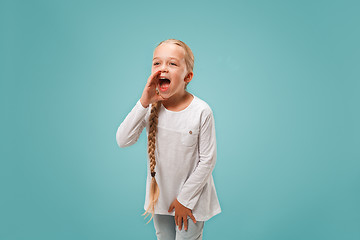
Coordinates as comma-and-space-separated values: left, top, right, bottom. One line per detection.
181, 129, 199, 147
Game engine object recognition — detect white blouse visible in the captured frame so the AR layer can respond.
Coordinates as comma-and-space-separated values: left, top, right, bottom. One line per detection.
116, 95, 221, 221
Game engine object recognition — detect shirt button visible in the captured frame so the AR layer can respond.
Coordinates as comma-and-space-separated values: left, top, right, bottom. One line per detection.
189, 130, 192, 134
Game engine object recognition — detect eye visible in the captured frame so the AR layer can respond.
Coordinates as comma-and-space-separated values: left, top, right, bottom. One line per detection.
153, 62, 160, 66
170, 62, 177, 66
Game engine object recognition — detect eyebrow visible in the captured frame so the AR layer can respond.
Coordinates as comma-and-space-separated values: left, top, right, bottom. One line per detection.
152, 57, 179, 61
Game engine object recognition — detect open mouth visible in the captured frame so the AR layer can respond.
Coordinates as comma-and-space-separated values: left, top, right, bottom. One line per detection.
159, 78, 171, 92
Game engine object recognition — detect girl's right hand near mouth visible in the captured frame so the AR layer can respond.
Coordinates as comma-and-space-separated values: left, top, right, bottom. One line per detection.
140, 70, 168, 108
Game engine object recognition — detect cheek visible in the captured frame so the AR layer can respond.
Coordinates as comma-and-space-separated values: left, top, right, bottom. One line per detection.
176, 68, 187, 78
174, 70, 183, 78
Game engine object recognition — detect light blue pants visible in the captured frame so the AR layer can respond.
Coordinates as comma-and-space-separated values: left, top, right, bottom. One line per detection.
153, 214, 205, 240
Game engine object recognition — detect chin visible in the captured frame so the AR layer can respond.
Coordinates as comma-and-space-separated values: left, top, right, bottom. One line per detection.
160, 92, 171, 99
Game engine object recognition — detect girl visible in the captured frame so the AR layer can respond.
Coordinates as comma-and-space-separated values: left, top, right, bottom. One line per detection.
116, 39, 221, 240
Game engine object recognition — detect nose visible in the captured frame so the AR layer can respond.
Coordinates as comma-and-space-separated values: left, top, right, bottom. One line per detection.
159, 64, 168, 73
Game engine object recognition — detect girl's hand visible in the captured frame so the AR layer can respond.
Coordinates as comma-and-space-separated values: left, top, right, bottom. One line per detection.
140, 70, 168, 108
168, 199, 196, 231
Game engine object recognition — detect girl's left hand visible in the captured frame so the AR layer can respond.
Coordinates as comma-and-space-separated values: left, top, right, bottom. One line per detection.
168, 199, 197, 231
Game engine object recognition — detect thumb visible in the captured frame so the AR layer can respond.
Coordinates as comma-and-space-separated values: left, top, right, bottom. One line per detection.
168, 203, 175, 213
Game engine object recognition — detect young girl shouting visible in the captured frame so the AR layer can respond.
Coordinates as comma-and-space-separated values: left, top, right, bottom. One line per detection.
116, 39, 221, 240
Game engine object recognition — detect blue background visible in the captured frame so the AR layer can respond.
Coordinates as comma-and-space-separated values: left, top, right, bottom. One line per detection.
1, 0, 359, 239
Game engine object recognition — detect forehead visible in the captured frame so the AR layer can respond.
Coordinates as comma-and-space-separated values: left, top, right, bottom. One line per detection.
153, 43, 185, 61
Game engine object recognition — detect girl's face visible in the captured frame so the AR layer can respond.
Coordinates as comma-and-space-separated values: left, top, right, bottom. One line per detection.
152, 43, 192, 99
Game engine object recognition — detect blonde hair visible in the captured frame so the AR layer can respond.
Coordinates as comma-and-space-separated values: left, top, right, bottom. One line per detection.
142, 101, 161, 223
143, 39, 194, 222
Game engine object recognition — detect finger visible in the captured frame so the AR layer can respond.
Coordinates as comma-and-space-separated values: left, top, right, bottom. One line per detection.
178, 217, 183, 230
184, 216, 188, 231
148, 70, 161, 85
189, 212, 197, 224
175, 215, 178, 226
149, 70, 161, 81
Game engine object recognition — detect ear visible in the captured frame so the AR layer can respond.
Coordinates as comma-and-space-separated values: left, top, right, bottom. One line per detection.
184, 72, 194, 84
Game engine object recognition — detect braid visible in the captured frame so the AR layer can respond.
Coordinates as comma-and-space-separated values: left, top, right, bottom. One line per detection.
143, 101, 161, 223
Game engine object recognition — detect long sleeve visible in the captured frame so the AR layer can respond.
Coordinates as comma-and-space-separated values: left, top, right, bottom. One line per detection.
116, 100, 148, 148
176, 109, 217, 210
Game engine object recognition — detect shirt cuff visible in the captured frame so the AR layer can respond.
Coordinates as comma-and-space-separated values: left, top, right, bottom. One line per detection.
137, 99, 148, 109
177, 196, 195, 210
